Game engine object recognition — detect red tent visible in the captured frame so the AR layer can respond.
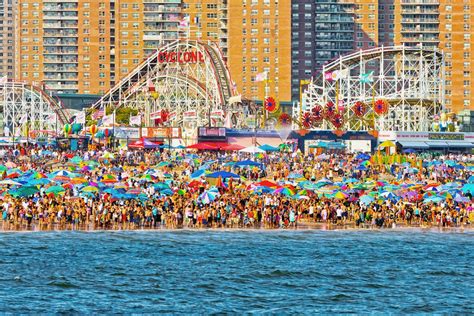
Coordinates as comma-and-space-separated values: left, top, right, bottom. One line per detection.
128, 138, 161, 149
187, 143, 217, 150
222, 143, 245, 151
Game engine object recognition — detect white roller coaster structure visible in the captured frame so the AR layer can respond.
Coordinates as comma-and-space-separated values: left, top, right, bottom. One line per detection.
90, 40, 239, 138
295, 46, 445, 132
0, 81, 70, 137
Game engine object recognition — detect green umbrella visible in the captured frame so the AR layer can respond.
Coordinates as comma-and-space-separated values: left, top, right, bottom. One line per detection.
0, 165, 7, 172
9, 186, 39, 198
45, 185, 66, 195
70, 156, 83, 164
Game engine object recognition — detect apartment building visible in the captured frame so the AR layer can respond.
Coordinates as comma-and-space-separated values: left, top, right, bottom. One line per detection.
227, 0, 291, 103
0, 0, 16, 78
16, 0, 182, 95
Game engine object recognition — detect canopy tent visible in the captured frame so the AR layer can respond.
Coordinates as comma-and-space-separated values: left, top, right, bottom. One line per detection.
240, 145, 265, 153
128, 138, 161, 149
259, 144, 279, 152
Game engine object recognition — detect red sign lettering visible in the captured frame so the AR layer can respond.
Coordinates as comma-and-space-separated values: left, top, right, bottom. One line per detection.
157, 51, 204, 64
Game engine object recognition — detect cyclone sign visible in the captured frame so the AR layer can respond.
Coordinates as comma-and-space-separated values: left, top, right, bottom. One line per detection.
158, 51, 205, 64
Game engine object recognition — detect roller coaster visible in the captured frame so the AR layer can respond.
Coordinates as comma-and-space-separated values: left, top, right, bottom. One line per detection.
0, 81, 70, 136
90, 40, 239, 138
295, 46, 445, 132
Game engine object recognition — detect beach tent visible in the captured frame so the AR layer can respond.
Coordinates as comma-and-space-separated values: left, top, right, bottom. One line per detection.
240, 146, 265, 153
128, 138, 161, 149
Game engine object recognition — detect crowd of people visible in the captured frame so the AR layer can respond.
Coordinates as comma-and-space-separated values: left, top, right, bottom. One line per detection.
0, 143, 473, 231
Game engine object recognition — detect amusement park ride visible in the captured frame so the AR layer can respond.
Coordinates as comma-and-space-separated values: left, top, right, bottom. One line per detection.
0, 42, 447, 139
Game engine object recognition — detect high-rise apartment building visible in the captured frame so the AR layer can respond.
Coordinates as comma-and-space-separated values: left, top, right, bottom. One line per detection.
291, 0, 472, 113
16, 0, 183, 95
439, 0, 474, 112
227, 0, 291, 104
0, 0, 17, 78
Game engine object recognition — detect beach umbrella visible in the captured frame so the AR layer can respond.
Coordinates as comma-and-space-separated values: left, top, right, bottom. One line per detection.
101, 174, 118, 184
27, 178, 51, 186
199, 190, 219, 204
206, 171, 240, 179
380, 191, 398, 201
334, 191, 348, 199
160, 189, 174, 196
5, 161, 16, 168
355, 153, 371, 160
423, 196, 443, 204
0, 179, 22, 186
157, 161, 171, 168
378, 140, 396, 148
140, 174, 155, 182
461, 183, 474, 194
81, 186, 99, 193
359, 195, 374, 205
234, 160, 263, 168
177, 189, 186, 195
191, 170, 207, 179
454, 194, 470, 203
0, 165, 7, 172
45, 185, 66, 195
9, 186, 39, 198
468, 176, 474, 184
288, 172, 304, 179
274, 187, 295, 196
70, 156, 83, 164
255, 180, 279, 188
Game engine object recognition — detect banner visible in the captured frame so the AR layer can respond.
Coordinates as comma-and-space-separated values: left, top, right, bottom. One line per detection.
359, 71, 374, 84
19, 113, 27, 124
210, 110, 224, 119
147, 127, 169, 138
129, 115, 141, 126
150, 111, 161, 120
183, 110, 197, 121
255, 72, 267, 82
102, 114, 114, 126
75, 111, 86, 124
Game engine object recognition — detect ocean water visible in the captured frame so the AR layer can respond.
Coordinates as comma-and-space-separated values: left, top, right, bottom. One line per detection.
0, 230, 472, 314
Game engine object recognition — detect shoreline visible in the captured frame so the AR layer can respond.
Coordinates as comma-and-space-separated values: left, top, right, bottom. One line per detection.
1, 222, 472, 233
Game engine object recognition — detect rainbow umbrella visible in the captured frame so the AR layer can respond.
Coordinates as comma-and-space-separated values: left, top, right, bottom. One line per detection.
274, 187, 295, 196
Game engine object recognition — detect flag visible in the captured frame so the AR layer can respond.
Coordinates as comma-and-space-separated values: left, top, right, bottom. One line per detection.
300, 79, 311, 85
255, 72, 267, 82
19, 113, 27, 124
102, 114, 114, 126
325, 70, 349, 81
224, 112, 232, 128
75, 111, 86, 124
359, 71, 374, 84
129, 114, 141, 126
46, 113, 56, 121
147, 78, 155, 92
0, 75, 7, 84
92, 106, 105, 120
129, 81, 141, 94
179, 16, 190, 28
